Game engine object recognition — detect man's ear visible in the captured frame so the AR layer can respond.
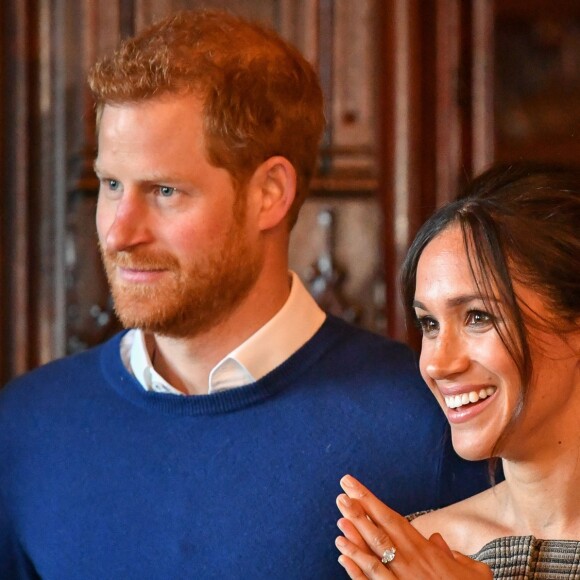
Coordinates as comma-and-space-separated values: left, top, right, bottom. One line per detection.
568, 323, 580, 358
250, 156, 297, 231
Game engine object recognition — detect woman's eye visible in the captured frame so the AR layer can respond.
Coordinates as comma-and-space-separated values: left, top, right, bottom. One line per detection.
466, 310, 493, 327
107, 179, 120, 190
159, 186, 176, 197
416, 316, 439, 336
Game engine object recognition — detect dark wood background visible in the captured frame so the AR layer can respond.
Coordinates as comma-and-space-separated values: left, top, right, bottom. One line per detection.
2, 0, 579, 384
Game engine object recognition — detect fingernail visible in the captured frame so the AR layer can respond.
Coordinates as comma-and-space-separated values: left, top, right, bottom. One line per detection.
338, 494, 352, 507
335, 536, 347, 549
341, 474, 357, 488
337, 556, 347, 568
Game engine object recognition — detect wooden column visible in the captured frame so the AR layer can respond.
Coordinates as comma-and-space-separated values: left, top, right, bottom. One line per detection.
0, 0, 37, 382
378, 0, 436, 345
378, 0, 494, 346
0, 0, 4, 384
471, 0, 495, 176
0, 0, 127, 383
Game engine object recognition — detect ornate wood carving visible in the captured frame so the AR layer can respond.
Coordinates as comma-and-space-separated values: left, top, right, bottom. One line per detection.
0, 0, 5, 384
304, 208, 361, 324
63, 0, 123, 354
495, 1, 580, 164
0, 0, 131, 380
0, 0, 414, 381
1, 0, 36, 381
315, 0, 378, 192
7, 0, 562, 380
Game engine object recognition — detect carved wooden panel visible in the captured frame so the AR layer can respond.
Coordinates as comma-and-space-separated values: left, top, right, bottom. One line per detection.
0, 0, 481, 381
132, 0, 379, 192
495, 1, 580, 164
135, 0, 276, 29
1, 0, 37, 381
316, 0, 379, 191
10, 0, 564, 380
290, 198, 385, 333
0, 0, 128, 380
0, 0, 8, 384
61, 1, 124, 355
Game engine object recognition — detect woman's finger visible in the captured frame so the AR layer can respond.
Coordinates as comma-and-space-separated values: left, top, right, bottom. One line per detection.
338, 555, 369, 580
340, 475, 406, 531
337, 476, 493, 580
338, 517, 368, 550
428, 532, 454, 558
335, 535, 395, 579
336, 494, 398, 564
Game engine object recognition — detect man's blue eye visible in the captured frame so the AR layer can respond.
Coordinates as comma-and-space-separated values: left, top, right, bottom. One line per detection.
108, 179, 120, 190
160, 186, 175, 197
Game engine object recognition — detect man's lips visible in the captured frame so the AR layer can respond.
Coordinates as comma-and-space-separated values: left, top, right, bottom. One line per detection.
116, 266, 168, 283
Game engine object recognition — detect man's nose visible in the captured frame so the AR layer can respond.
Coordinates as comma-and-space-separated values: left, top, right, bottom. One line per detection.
100, 191, 152, 253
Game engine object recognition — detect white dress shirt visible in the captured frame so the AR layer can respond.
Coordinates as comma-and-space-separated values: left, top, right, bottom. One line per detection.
120, 272, 326, 395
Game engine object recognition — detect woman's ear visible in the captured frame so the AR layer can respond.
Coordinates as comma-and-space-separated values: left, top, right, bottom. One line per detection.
250, 156, 297, 231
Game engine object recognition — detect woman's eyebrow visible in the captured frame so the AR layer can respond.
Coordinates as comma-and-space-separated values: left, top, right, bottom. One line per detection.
413, 295, 500, 310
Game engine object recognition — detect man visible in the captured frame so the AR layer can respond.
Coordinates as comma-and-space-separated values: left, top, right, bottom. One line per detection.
0, 10, 489, 579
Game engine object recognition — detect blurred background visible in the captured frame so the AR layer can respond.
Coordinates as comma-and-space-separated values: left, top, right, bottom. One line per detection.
1, 0, 579, 383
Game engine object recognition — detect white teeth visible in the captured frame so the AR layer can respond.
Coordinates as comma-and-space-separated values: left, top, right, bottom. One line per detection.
445, 387, 496, 409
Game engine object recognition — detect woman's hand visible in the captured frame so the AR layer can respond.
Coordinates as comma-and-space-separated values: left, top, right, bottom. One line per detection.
335, 475, 492, 579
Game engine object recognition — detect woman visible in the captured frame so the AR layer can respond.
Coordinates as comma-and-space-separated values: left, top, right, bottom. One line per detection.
335, 163, 580, 579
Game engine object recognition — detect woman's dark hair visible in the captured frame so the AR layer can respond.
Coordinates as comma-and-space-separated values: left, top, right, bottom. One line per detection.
401, 162, 580, 456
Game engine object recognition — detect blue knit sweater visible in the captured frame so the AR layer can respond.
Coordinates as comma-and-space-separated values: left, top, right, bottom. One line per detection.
0, 316, 489, 579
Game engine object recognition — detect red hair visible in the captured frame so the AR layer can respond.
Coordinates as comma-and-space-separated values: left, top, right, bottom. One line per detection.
88, 10, 325, 226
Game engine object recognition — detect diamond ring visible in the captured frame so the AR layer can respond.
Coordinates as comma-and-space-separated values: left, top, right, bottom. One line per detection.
381, 546, 396, 564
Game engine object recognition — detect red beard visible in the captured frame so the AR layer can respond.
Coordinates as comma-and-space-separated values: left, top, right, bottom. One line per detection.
100, 221, 264, 339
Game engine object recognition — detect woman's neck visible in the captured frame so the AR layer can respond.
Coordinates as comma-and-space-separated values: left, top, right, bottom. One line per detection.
498, 437, 580, 540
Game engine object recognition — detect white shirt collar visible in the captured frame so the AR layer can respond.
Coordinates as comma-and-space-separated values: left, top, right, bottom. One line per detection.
122, 272, 326, 395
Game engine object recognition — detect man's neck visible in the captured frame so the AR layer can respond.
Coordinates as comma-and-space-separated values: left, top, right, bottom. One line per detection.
147, 272, 292, 395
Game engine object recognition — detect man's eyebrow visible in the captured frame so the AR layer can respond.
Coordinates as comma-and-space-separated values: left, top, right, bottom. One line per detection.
136, 171, 192, 183
91, 162, 132, 178
90, 166, 192, 186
